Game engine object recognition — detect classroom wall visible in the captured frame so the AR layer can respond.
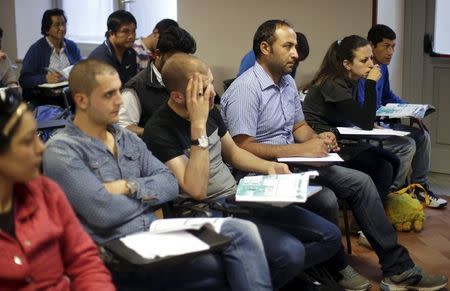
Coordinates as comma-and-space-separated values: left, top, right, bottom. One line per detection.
0, 0, 52, 62
0, 0, 18, 62
377, 0, 405, 97
178, 0, 373, 94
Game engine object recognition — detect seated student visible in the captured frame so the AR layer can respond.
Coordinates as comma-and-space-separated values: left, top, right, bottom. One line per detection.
0, 27, 19, 87
358, 24, 446, 208
89, 10, 137, 84
143, 52, 341, 290
134, 18, 178, 71
119, 26, 195, 136
301, 35, 400, 200
221, 19, 448, 291
43, 59, 282, 291
0, 88, 114, 290
19, 9, 81, 98
237, 31, 309, 79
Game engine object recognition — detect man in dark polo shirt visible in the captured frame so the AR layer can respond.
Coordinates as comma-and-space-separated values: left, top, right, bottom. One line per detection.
88, 10, 137, 84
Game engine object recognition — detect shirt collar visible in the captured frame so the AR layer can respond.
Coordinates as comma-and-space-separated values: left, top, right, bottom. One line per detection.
151, 62, 163, 85
65, 117, 123, 144
253, 61, 290, 91
46, 37, 65, 53
138, 37, 151, 53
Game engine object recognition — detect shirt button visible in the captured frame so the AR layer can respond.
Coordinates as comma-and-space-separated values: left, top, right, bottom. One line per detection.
14, 256, 23, 265
25, 277, 32, 283
24, 240, 31, 247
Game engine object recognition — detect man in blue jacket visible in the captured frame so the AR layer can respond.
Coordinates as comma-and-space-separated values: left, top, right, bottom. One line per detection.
358, 24, 446, 208
19, 9, 81, 99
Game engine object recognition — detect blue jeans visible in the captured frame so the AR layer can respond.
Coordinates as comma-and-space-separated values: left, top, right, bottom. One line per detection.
342, 146, 399, 200
245, 205, 341, 273
216, 199, 341, 289
219, 218, 273, 290
386, 123, 431, 187
316, 165, 415, 276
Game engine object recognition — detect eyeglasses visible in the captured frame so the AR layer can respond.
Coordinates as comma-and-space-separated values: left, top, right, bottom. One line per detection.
0, 87, 27, 137
116, 28, 136, 36
51, 22, 66, 28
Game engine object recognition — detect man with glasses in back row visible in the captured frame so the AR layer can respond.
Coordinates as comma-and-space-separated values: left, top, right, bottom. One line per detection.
89, 10, 138, 84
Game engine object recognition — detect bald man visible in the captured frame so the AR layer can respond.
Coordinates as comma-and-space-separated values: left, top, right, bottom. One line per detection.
143, 53, 341, 289
44, 59, 283, 290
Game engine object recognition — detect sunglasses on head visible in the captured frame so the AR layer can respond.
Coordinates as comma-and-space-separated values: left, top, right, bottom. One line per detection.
0, 87, 27, 137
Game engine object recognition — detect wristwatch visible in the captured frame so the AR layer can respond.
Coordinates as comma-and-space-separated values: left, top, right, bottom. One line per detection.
126, 179, 138, 196
191, 135, 209, 149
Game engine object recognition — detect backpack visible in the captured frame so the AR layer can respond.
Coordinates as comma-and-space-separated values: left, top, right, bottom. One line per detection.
35, 105, 71, 142
384, 184, 426, 232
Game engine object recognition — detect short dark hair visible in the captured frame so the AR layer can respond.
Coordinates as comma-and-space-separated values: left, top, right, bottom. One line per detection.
296, 32, 309, 61
0, 27, 3, 39
253, 19, 292, 59
106, 10, 137, 37
69, 59, 117, 98
156, 26, 196, 55
154, 19, 178, 34
41, 8, 67, 36
367, 24, 396, 47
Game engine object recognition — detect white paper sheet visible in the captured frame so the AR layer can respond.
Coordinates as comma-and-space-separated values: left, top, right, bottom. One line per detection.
337, 127, 410, 136
120, 231, 210, 259
38, 81, 69, 88
149, 217, 230, 234
277, 153, 344, 163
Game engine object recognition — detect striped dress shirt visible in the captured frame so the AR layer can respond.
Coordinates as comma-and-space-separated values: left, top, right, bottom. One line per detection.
221, 62, 303, 145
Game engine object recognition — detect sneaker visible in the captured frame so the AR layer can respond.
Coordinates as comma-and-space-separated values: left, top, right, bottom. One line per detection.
415, 184, 448, 209
338, 265, 371, 291
380, 265, 448, 291
357, 231, 372, 250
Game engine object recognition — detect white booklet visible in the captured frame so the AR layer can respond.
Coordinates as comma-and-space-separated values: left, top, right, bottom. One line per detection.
277, 153, 344, 163
119, 217, 230, 260
376, 103, 435, 119
337, 127, 410, 136
236, 171, 319, 203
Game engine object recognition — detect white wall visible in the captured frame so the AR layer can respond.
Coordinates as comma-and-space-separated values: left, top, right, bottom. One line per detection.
0, 0, 18, 61
377, 0, 405, 97
178, 0, 373, 94
14, 0, 52, 59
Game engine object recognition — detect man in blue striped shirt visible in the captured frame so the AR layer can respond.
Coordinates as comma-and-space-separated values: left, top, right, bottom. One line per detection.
221, 19, 447, 291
